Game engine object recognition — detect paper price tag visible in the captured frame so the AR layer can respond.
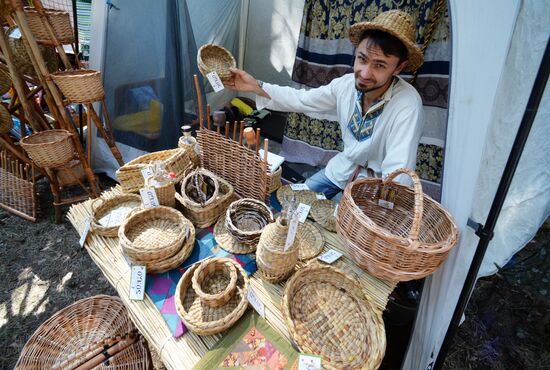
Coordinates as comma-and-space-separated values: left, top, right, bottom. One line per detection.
141, 167, 154, 180
290, 183, 309, 191
79, 218, 92, 247
298, 354, 322, 370
296, 203, 311, 223
315, 193, 327, 200
284, 214, 300, 251
333, 204, 339, 217
318, 249, 343, 264
129, 265, 146, 300
140, 188, 159, 208
99, 208, 126, 227
378, 199, 395, 210
247, 285, 265, 318
206, 71, 225, 92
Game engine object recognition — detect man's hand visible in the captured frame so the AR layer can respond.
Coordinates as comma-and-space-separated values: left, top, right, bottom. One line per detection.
224, 68, 270, 98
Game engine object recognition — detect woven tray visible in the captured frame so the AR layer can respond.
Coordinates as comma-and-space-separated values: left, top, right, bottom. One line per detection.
197, 44, 236, 81
282, 264, 386, 370
119, 206, 188, 262
296, 220, 325, 261
276, 185, 318, 207
310, 199, 337, 232
20, 129, 75, 169
192, 258, 238, 308
175, 257, 249, 336
91, 194, 142, 237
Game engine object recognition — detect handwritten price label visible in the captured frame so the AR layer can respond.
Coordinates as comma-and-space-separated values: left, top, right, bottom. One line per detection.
141, 167, 154, 180
206, 71, 225, 92
290, 183, 309, 191
247, 285, 265, 317
284, 213, 300, 251
318, 249, 343, 264
298, 354, 322, 370
139, 188, 159, 208
129, 265, 146, 300
315, 193, 327, 200
296, 203, 311, 223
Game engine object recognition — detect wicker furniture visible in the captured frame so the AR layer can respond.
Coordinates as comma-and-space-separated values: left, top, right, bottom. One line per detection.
197, 44, 236, 81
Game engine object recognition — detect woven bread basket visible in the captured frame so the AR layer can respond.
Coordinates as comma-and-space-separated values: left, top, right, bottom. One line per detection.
0, 103, 13, 134
310, 199, 337, 232
276, 185, 318, 207
180, 167, 220, 207
197, 44, 236, 81
91, 194, 142, 237
119, 206, 188, 262
0, 67, 11, 96
51, 70, 104, 104
20, 129, 74, 168
24, 7, 75, 45
336, 168, 459, 282
6, 26, 58, 77
175, 257, 249, 335
176, 169, 235, 228
145, 175, 176, 208
267, 166, 282, 193
15, 295, 151, 369
282, 263, 386, 370
192, 258, 238, 308
224, 198, 274, 250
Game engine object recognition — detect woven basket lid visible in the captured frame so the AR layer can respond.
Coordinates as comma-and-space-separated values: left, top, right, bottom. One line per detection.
296, 220, 325, 260
310, 199, 337, 232
276, 185, 318, 207
175, 257, 249, 336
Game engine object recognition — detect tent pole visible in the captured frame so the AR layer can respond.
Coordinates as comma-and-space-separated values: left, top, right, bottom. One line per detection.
434, 37, 550, 370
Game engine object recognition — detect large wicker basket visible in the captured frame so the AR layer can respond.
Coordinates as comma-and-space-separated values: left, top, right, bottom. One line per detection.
20, 129, 75, 168
0, 103, 13, 134
51, 69, 105, 104
336, 168, 459, 282
24, 7, 75, 45
197, 44, 236, 81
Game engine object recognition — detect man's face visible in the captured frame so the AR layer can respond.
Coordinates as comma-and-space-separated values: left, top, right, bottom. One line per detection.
353, 38, 407, 94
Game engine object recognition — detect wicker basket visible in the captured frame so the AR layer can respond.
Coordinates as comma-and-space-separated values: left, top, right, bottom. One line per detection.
256, 217, 299, 283
296, 220, 325, 261
310, 199, 337, 232
15, 295, 151, 369
180, 168, 220, 207
197, 44, 236, 81
51, 69, 104, 104
176, 169, 235, 228
282, 264, 386, 370
267, 166, 282, 193
0, 68, 11, 96
175, 257, 249, 335
91, 194, 142, 237
119, 206, 188, 262
20, 129, 75, 168
336, 168, 459, 282
225, 198, 274, 248
145, 176, 176, 208
192, 258, 238, 307
0, 103, 13, 134
276, 185, 318, 206
116, 148, 195, 193
24, 7, 75, 45
7, 26, 58, 77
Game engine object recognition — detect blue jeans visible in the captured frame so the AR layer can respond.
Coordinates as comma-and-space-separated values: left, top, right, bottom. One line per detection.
305, 169, 343, 201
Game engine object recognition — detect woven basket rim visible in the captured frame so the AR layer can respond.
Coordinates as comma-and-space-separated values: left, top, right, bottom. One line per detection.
24, 6, 71, 15
180, 167, 220, 207
91, 194, 142, 235
118, 148, 183, 170
191, 258, 238, 306
197, 44, 236, 70
178, 172, 234, 211
20, 129, 72, 146
52, 69, 101, 78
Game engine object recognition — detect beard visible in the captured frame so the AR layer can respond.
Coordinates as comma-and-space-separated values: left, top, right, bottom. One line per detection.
354, 74, 393, 93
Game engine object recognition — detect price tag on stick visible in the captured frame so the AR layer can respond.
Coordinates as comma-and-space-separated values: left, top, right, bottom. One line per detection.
295, 203, 311, 223
140, 188, 159, 208
206, 71, 225, 92
79, 218, 92, 247
284, 213, 300, 251
129, 265, 146, 301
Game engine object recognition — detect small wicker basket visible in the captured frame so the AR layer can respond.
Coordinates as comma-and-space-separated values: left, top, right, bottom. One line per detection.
197, 44, 236, 81
0, 103, 13, 134
20, 129, 75, 168
145, 176, 176, 208
267, 166, 282, 193
336, 168, 459, 282
180, 168, 220, 207
91, 194, 142, 237
24, 7, 75, 45
51, 69, 105, 104
192, 258, 238, 308
225, 198, 274, 248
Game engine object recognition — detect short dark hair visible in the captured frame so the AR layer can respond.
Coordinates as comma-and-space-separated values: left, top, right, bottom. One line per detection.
359, 29, 408, 64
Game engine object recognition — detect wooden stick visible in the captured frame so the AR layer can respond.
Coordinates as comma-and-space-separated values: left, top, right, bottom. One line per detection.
233, 120, 237, 141
206, 104, 211, 131
239, 121, 244, 145
243, 127, 255, 149
225, 121, 229, 138
193, 74, 203, 129
255, 128, 261, 155
263, 139, 269, 165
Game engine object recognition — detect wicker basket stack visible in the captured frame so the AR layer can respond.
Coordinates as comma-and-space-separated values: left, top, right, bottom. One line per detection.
197, 44, 236, 81
175, 257, 249, 335
119, 206, 195, 274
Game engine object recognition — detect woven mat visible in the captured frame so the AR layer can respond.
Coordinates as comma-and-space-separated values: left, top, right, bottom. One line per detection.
68, 188, 395, 370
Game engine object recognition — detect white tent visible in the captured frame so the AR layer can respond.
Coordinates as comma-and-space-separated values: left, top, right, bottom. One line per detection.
89, 0, 550, 368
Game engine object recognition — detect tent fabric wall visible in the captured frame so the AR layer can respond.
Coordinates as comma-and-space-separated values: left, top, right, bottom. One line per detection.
403, 0, 550, 368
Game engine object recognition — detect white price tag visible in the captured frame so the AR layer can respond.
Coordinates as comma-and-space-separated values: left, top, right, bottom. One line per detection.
315, 193, 327, 200
318, 249, 343, 264
284, 214, 300, 251
79, 218, 92, 247
378, 199, 395, 209
129, 265, 146, 300
296, 203, 311, 223
290, 183, 309, 191
298, 354, 322, 370
140, 188, 159, 208
247, 285, 265, 318
206, 71, 225, 92
141, 167, 154, 180
333, 204, 339, 217
98, 208, 126, 227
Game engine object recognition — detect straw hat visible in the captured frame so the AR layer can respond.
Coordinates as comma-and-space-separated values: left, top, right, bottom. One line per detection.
349, 10, 423, 72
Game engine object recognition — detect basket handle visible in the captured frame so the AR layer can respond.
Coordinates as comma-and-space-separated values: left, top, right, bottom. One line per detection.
382, 168, 423, 241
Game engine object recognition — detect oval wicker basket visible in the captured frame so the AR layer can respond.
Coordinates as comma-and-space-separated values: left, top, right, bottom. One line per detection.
91, 194, 142, 237
119, 206, 188, 262
336, 168, 459, 282
0, 68, 11, 96
197, 44, 236, 81
0, 103, 13, 134
15, 295, 151, 369
7, 26, 58, 77
20, 129, 74, 168
180, 168, 220, 207
282, 264, 386, 370
225, 198, 274, 248
192, 258, 238, 308
24, 7, 75, 45
310, 199, 337, 232
175, 257, 249, 335
51, 69, 104, 104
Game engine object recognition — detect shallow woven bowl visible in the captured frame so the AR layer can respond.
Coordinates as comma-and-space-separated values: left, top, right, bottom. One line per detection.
282, 264, 386, 370
192, 258, 238, 307
310, 199, 337, 232
225, 198, 274, 246
91, 194, 142, 237
197, 44, 236, 81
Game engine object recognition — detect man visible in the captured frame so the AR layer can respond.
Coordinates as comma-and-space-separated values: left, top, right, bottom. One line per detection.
226, 10, 424, 199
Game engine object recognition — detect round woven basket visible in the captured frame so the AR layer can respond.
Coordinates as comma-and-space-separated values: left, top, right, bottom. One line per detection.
119, 206, 188, 262
91, 194, 142, 237
0, 103, 13, 134
51, 69, 105, 104
267, 166, 282, 193
276, 185, 318, 207
175, 257, 249, 336
310, 199, 337, 232
225, 198, 274, 248
336, 168, 459, 282
192, 258, 238, 308
296, 220, 324, 261
24, 7, 75, 45
145, 176, 176, 208
20, 129, 74, 168
6, 26, 58, 77
15, 295, 151, 369
0, 67, 11, 96
180, 168, 220, 207
197, 44, 236, 81
282, 264, 386, 370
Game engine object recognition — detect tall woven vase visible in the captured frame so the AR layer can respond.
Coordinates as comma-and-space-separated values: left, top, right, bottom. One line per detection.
256, 218, 299, 283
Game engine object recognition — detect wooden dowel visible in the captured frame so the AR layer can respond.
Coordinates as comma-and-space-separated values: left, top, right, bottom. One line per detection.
225, 121, 229, 138
255, 128, 261, 155
243, 127, 255, 149
263, 139, 269, 164
233, 120, 237, 141
239, 121, 244, 145
193, 74, 203, 129
206, 104, 211, 131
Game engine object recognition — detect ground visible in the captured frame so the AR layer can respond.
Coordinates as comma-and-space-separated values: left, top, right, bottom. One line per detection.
0, 176, 548, 369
